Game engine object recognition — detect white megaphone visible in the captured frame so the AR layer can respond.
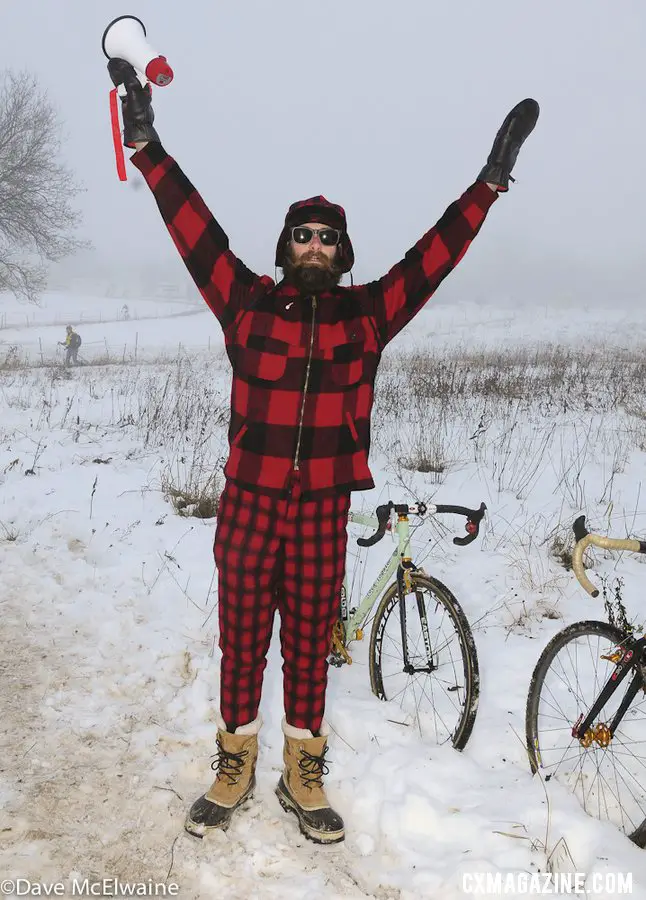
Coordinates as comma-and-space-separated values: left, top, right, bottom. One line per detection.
102, 15, 173, 87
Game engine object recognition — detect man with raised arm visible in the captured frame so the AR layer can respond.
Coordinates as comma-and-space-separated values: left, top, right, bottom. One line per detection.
108, 58, 538, 845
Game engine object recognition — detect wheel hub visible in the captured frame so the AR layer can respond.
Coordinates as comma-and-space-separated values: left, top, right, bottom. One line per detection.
578, 722, 612, 748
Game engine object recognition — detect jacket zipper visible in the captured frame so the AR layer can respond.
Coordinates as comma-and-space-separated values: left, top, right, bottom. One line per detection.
293, 295, 317, 471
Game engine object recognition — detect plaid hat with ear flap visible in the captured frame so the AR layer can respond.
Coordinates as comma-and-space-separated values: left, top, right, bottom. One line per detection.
275, 195, 355, 274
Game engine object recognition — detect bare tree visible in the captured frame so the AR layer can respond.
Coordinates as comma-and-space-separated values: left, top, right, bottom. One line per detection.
0, 70, 88, 303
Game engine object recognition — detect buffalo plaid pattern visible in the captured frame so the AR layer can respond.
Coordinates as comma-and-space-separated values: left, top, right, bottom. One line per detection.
132, 143, 498, 497
213, 477, 350, 732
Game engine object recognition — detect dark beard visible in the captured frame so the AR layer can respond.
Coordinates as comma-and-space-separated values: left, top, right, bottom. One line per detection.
283, 250, 342, 294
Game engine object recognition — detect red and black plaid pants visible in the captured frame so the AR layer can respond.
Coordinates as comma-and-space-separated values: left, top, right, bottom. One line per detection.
214, 477, 350, 733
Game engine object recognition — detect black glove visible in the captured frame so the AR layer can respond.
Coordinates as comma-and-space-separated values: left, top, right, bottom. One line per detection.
107, 58, 160, 148
478, 98, 539, 191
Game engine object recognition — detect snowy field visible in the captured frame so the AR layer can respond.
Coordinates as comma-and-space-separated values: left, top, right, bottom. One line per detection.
2, 289, 646, 899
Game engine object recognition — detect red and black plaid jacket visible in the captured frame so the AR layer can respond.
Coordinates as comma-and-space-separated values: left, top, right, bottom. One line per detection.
132, 143, 497, 498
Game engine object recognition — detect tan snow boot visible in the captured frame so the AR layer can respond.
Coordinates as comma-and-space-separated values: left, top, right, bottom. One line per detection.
275, 717, 344, 844
185, 714, 261, 838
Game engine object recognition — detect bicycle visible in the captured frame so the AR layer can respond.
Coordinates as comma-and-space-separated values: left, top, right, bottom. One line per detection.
525, 514, 646, 845
329, 499, 486, 749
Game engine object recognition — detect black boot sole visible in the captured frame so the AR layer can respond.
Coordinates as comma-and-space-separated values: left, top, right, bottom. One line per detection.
184, 781, 255, 839
275, 779, 345, 845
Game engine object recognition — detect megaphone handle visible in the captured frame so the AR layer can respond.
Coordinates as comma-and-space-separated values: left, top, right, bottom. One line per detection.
109, 88, 128, 182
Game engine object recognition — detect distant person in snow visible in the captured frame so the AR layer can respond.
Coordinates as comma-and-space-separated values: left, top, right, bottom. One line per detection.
108, 58, 539, 845
59, 325, 81, 366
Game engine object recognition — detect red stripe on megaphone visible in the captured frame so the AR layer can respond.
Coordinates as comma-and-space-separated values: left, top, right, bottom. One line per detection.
145, 56, 174, 87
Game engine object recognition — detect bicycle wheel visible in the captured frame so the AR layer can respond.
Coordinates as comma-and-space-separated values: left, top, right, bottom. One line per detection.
526, 620, 646, 843
368, 573, 479, 749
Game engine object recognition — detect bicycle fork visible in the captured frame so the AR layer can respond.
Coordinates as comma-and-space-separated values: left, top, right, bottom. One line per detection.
398, 561, 436, 674
573, 643, 646, 849
572, 643, 646, 746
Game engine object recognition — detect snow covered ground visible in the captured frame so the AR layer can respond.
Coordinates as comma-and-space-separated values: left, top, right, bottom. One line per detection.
1, 289, 646, 899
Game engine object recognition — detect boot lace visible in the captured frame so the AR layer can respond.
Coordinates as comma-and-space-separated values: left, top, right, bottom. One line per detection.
210, 738, 249, 786
298, 747, 330, 790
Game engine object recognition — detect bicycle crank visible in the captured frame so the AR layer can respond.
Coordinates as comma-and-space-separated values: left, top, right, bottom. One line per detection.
330, 620, 352, 666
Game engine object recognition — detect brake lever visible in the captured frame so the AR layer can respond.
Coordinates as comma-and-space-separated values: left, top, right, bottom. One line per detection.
357, 502, 392, 547
573, 515, 590, 544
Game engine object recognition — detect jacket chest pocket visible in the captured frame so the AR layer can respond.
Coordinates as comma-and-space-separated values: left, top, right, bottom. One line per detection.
318, 330, 365, 388
234, 333, 291, 383
232, 310, 308, 384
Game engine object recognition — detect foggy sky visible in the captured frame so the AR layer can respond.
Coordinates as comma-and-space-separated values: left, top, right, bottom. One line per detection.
1, 0, 644, 305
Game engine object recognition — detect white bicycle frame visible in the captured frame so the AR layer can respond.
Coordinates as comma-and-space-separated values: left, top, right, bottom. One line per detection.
340, 508, 417, 644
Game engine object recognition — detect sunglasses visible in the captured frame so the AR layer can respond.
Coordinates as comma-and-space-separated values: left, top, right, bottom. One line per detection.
290, 226, 341, 247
